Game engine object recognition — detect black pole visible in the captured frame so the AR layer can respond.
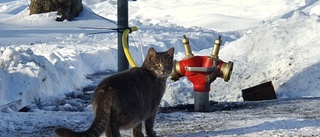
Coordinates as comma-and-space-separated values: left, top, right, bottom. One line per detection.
117, 0, 129, 72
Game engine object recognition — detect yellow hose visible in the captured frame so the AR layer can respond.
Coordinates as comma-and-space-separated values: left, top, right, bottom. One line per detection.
122, 26, 138, 67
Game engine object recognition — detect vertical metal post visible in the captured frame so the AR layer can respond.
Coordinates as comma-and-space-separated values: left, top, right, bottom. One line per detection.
194, 92, 209, 111
117, 0, 129, 72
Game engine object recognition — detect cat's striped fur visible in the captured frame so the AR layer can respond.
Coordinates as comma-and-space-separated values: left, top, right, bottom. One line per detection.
55, 47, 174, 137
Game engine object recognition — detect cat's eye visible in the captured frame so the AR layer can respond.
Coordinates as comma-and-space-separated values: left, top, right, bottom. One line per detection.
154, 63, 160, 67
164, 63, 170, 68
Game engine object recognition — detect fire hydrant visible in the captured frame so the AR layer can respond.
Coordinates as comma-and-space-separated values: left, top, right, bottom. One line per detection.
170, 35, 233, 111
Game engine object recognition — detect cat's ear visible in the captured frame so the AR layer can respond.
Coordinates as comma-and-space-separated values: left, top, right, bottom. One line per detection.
146, 47, 156, 60
166, 47, 175, 57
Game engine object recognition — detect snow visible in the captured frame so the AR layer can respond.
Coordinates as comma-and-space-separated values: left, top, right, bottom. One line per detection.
1, 0, 320, 136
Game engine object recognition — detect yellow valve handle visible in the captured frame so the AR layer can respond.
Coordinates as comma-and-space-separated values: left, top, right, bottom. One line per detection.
122, 26, 138, 67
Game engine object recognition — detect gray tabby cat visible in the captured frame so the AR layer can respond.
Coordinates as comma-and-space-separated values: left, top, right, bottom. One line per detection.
55, 47, 174, 137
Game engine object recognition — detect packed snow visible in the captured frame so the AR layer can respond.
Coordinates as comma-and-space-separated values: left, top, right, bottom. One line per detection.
1, 0, 320, 136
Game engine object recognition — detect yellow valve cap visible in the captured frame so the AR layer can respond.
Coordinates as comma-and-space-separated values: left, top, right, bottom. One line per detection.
220, 61, 233, 82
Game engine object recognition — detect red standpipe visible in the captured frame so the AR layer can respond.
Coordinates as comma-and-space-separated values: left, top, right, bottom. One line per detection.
170, 35, 233, 111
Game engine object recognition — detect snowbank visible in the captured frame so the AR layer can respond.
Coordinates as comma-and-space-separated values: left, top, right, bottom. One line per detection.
0, 1, 236, 107
2, 0, 320, 108
210, 10, 320, 101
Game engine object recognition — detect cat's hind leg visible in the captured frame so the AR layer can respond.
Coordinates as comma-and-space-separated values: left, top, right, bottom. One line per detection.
133, 123, 144, 137
145, 113, 157, 137
105, 122, 121, 137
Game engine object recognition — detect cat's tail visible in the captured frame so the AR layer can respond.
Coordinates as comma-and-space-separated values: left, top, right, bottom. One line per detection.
55, 109, 110, 137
